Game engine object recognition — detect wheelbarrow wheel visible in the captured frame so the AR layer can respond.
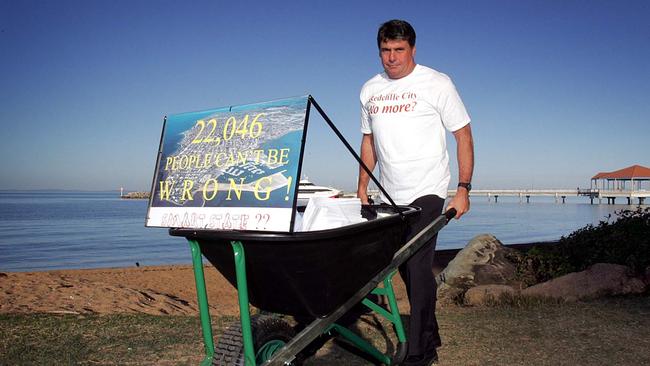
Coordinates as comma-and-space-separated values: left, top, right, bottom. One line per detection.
213, 315, 301, 366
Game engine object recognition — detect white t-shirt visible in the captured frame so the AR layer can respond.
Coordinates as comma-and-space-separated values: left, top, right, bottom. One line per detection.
360, 64, 470, 204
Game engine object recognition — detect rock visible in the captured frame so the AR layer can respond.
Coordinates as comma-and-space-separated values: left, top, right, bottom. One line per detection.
436, 283, 465, 307
436, 234, 521, 289
522, 263, 646, 301
464, 284, 517, 306
435, 234, 523, 306
645, 266, 650, 287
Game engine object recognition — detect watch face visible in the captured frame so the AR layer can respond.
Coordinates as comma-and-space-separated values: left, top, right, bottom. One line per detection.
459, 183, 472, 191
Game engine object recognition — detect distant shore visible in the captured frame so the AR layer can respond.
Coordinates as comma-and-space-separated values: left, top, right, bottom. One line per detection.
121, 191, 150, 199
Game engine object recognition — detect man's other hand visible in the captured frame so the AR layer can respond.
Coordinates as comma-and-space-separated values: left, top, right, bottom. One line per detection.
446, 189, 470, 219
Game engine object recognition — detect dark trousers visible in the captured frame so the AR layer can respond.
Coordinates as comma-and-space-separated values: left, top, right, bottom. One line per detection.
399, 194, 445, 356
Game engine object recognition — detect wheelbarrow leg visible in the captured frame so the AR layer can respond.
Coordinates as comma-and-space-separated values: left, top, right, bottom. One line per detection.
331, 271, 407, 365
328, 271, 407, 365
231, 240, 256, 366
188, 239, 215, 366
366, 271, 407, 343
367, 272, 408, 363
328, 322, 392, 364
188, 240, 257, 365
326, 270, 407, 365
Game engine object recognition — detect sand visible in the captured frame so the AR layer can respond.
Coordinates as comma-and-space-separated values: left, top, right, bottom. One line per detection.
0, 264, 411, 317
0, 265, 241, 316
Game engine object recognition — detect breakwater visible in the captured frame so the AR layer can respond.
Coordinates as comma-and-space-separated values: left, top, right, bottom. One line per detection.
121, 191, 150, 199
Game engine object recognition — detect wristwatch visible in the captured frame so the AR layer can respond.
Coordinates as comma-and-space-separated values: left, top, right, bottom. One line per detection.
457, 182, 472, 192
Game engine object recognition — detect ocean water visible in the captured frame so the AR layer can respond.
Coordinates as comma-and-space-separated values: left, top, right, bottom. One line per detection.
0, 191, 637, 272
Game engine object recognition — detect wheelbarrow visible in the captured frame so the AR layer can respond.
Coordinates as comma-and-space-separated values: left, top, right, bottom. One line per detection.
170, 206, 457, 365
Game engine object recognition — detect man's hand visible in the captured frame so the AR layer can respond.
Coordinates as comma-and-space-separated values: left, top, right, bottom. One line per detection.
357, 190, 370, 205
446, 188, 470, 219
357, 133, 376, 205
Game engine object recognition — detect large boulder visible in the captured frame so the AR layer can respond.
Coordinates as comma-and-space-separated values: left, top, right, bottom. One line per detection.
522, 263, 646, 301
436, 234, 521, 289
436, 234, 522, 305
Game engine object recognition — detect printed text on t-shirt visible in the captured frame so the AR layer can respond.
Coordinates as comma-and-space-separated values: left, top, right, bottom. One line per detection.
368, 92, 417, 115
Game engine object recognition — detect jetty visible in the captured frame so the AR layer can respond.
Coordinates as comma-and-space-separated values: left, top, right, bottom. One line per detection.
445, 188, 648, 205
448, 189, 578, 203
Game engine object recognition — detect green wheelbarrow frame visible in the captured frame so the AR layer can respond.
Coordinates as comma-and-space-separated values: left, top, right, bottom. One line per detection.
186, 209, 455, 365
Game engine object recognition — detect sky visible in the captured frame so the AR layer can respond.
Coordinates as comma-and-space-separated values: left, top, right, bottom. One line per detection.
1, 0, 649, 192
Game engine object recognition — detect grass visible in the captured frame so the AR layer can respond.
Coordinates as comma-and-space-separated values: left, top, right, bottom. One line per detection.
436, 296, 650, 366
2, 314, 182, 365
1, 296, 649, 365
0, 314, 236, 365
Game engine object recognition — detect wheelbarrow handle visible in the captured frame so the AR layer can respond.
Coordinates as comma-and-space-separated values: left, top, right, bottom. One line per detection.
444, 208, 457, 222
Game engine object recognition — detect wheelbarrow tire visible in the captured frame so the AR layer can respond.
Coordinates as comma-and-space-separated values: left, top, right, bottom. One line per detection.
213, 315, 301, 366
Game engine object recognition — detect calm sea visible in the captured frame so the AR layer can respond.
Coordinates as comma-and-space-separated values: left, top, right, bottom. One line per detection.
0, 191, 637, 272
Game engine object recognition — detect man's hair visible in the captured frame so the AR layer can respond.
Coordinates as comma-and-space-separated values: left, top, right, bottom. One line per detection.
377, 19, 416, 48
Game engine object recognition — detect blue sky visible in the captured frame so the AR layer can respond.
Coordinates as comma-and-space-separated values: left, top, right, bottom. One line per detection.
1, 0, 648, 191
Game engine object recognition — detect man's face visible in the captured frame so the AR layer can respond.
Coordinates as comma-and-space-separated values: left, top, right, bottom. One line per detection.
379, 39, 416, 80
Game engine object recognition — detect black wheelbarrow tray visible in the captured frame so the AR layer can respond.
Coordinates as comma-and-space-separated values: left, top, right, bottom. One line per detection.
170, 205, 456, 365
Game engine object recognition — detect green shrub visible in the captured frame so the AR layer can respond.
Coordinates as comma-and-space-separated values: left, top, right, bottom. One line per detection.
516, 207, 650, 286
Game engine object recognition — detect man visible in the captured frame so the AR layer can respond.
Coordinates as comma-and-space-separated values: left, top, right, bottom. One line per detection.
357, 19, 474, 366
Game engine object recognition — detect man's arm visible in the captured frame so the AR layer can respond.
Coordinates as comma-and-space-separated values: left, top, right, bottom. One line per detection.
357, 133, 376, 204
447, 123, 474, 219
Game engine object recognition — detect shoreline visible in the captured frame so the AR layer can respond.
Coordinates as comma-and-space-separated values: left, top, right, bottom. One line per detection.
0, 240, 558, 275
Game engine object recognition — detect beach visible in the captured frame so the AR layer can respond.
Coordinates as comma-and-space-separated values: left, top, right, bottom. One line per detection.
0, 263, 416, 317
1, 265, 248, 317
1, 244, 492, 316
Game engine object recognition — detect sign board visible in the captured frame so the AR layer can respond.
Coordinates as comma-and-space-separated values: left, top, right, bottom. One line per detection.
146, 96, 310, 232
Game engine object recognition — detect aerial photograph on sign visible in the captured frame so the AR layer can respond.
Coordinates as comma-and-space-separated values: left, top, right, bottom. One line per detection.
151, 96, 308, 209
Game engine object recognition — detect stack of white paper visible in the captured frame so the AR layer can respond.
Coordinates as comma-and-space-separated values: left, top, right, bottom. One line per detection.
297, 197, 366, 231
